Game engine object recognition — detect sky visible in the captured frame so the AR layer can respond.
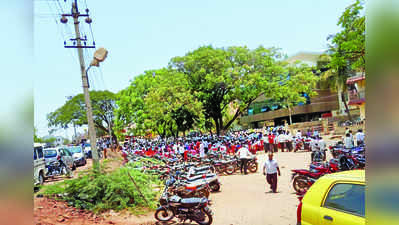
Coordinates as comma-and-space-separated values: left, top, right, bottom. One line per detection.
32, 0, 354, 139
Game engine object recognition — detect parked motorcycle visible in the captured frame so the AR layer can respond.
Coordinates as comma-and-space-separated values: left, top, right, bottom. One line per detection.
155, 181, 213, 225
46, 157, 72, 178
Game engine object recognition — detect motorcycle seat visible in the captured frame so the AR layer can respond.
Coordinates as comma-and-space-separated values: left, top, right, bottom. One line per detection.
180, 197, 207, 207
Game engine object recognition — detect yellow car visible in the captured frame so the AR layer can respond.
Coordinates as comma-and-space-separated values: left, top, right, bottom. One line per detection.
297, 170, 365, 225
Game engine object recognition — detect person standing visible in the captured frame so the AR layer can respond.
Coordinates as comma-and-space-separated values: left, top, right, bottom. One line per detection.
268, 132, 275, 152
263, 153, 281, 193
296, 130, 302, 139
355, 129, 365, 146
199, 140, 205, 158
343, 133, 353, 149
236, 144, 252, 175
178, 143, 185, 159
263, 133, 269, 153
286, 131, 293, 152
277, 131, 286, 152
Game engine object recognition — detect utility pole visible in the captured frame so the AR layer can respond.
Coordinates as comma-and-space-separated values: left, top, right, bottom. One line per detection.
106, 103, 113, 150
62, 0, 100, 169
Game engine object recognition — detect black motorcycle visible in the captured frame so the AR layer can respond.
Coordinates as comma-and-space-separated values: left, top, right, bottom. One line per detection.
155, 181, 213, 225
46, 158, 72, 177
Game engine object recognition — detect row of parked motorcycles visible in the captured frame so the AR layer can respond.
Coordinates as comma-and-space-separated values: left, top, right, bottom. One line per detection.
291, 142, 365, 193
126, 151, 258, 225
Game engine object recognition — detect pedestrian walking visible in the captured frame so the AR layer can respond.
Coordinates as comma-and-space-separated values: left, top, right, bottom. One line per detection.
236, 144, 252, 175
263, 153, 281, 193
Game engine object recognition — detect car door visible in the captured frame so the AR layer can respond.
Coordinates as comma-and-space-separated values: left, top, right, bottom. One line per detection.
320, 182, 365, 225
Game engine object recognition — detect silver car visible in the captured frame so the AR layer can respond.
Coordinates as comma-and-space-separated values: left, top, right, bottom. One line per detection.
67, 146, 87, 167
44, 147, 76, 171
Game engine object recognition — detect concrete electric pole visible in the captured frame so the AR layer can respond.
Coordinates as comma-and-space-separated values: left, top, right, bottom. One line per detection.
61, 0, 100, 169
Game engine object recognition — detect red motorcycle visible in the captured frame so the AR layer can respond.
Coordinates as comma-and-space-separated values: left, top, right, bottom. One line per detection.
291, 161, 338, 193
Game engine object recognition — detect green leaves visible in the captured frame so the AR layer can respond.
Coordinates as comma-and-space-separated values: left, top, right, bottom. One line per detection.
116, 45, 318, 136
42, 161, 162, 213
47, 90, 118, 136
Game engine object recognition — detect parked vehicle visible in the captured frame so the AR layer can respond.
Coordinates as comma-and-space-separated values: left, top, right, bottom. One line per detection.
155, 180, 213, 225
46, 158, 72, 178
84, 143, 103, 159
67, 146, 87, 166
44, 147, 76, 171
297, 170, 365, 225
34, 143, 46, 185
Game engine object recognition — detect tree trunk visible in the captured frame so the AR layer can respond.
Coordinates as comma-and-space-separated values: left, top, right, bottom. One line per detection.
213, 117, 220, 136
288, 105, 293, 125
336, 79, 346, 115
341, 92, 353, 121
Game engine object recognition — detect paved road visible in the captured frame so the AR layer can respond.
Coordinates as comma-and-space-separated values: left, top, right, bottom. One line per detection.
209, 151, 313, 225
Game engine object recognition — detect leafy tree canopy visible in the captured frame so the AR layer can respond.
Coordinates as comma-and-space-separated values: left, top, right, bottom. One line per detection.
47, 90, 118, 137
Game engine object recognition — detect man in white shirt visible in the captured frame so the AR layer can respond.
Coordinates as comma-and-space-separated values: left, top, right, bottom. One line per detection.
178, 143, 185, 158
296, 130, 302, 139
199, 141, 205, 158
355, 129, 365, 146
343, 133, 353, 149
236, 144, 252, 175
263, 153, 281, 193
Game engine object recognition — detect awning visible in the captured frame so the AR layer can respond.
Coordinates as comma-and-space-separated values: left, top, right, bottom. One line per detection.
347, 75, 365, 84
348, 98, 365, 105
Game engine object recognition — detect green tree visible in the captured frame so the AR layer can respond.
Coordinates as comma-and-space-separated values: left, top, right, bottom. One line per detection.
115, 68, 202, 138
47, 90, 118, 141
324, 0, 365, 119
115, 70, 162, 137
170, 45, 283, 135
34, 127, 43, 143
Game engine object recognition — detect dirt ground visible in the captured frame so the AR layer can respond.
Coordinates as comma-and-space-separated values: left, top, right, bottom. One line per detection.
35, 142, 336, 225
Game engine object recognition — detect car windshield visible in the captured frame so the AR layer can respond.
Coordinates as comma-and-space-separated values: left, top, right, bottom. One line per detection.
69, 147, 82, 153
44, 149, 57, 158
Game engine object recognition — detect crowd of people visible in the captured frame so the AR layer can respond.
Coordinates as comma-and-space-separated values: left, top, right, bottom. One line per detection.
91, 126, 364, 194
93, 126, 365, 161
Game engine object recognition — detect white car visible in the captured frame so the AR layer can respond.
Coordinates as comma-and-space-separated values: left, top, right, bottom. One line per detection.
67, 146, 87, 166
34, 143, 46, 185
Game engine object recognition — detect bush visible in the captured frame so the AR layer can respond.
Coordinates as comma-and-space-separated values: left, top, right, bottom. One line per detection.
42, 162, 162, 214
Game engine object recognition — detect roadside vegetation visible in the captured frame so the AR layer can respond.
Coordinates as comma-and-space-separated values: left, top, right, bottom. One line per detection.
41, 160, 163, 214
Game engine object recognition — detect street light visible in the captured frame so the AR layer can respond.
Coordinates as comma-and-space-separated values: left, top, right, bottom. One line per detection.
85, 47, 108, 167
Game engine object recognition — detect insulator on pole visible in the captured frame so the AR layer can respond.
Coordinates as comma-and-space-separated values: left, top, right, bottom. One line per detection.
60, 16, 68, 24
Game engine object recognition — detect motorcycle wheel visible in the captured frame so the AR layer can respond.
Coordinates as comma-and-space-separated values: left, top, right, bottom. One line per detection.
210, 182, 221, 192
225, 164, 235, 175
293, 175, 310, 193
38, 172, 44, 185
248, 161, 258, 173
196, 207, 213, 225
61, 166, 68, 175
154, 208, 174, 222
215, 166, 224, 175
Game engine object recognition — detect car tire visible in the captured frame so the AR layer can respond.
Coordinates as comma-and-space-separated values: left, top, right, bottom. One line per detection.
72, 163, 76, 171
38, 172, 44, 185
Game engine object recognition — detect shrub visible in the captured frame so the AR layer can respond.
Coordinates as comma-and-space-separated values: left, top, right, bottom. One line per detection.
42, 162, 162, 214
